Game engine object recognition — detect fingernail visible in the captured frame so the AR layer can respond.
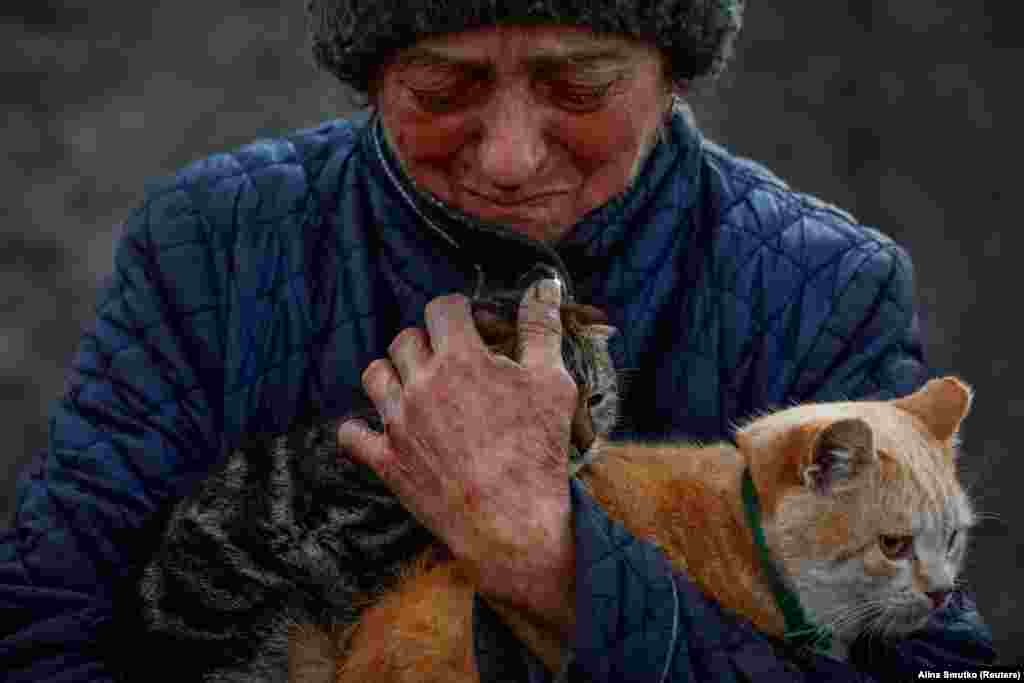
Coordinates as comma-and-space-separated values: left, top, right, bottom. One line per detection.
536, 278, 562, 305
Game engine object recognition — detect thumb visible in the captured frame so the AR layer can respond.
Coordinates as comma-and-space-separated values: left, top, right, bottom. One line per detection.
517, 278, 564, 369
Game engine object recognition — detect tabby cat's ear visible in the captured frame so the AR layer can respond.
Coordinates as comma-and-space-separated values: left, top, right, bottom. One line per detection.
802, 418, 876, 494
893, 376, 973, 444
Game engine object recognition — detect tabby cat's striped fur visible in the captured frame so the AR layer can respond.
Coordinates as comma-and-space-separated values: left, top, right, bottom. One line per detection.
136, 288, 618, 682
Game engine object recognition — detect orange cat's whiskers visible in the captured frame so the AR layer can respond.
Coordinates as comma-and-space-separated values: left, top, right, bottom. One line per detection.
859, 610, 891, 654
874, 601, 922, 639
970, 510, 1007, 527
819, 600, 885, 649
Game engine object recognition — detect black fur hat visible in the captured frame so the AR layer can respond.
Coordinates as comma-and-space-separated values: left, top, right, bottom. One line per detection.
307, 0, 745, 93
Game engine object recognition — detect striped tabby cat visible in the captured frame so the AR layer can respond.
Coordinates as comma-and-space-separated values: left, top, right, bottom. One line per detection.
136, 284, 618, 682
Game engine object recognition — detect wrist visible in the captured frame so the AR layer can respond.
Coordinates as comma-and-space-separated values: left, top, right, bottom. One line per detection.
475, 498, 576, 640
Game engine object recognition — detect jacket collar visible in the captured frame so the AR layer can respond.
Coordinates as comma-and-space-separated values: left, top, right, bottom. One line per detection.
356, 101, 703, 300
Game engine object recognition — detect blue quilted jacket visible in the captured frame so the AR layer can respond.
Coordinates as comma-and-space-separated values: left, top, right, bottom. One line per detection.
1, 108, 996, 681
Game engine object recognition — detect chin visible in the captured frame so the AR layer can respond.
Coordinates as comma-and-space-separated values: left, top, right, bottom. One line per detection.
477, 215, 572, 243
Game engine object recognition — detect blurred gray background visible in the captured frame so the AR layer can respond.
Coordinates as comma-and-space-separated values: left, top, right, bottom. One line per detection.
2, 0, 1020, 664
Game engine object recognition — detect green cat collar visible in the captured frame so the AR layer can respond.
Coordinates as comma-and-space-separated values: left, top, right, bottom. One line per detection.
741, 466, 833, 654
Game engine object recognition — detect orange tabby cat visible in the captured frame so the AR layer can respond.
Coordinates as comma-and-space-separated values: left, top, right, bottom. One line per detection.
292, 370, 974, 681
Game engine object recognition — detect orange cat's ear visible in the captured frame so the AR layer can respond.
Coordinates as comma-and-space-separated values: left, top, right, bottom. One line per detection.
802, 418, 876, 494
893, 376, 973, 444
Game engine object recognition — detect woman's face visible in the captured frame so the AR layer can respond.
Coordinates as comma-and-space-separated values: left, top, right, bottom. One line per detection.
372, 24, 672, 243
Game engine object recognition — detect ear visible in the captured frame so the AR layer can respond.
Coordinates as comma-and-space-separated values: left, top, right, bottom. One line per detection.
802, 418, 876, 494
893, 376, 973, 443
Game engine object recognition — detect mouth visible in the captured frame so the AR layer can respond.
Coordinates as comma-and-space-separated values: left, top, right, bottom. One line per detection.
462, 186, 569, 208
448, 185, 578, 240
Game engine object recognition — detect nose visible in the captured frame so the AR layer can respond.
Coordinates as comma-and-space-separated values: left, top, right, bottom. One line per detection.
926, 589, 951, 610
475, 87, 547, 190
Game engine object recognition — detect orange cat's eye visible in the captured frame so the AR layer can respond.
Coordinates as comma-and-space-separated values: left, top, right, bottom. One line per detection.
879, 535, 914, 560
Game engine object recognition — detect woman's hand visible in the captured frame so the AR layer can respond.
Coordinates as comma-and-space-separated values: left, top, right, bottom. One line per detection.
338, 279, 577, 636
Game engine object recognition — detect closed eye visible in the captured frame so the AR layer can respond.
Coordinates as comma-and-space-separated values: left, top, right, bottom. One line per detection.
549, 82, 613, 112
410, 83, 484, 112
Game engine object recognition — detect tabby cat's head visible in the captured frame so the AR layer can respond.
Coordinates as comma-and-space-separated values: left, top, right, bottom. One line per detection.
735, 377, 974, 648
470, 290, 619, 471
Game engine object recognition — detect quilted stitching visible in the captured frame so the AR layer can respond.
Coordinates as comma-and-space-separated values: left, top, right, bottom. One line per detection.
569, 479, 680, 683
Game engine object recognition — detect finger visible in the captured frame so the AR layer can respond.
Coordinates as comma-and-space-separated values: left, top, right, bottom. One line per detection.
361, 358, 403, 423
388, 327, 432, 384
517, 278, 564, 369
338, 418, 395, 475
424, 293, 485, 356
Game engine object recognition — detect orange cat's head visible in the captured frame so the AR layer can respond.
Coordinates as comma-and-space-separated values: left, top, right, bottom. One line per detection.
735, 377, 974, 653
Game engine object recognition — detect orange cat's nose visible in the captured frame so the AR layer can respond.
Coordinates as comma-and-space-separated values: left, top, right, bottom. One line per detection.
926, 589, 951, 610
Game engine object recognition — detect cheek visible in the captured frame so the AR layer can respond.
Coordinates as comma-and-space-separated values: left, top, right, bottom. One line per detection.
557, 96, 662, 174
375, 80, 475, 164
385, 110, 474, 164
389, 107, 656, 175
563, 113, 637, 165
811, 511, 854, 549
548, 109, 659, 214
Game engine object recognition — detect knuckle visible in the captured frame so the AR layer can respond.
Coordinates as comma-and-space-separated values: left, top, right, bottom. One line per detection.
388, 327, 421, 355
519, 316, 561, 339
541, 366, 578, 402
401, 370, 431, 403
539, 297, 563, 320
424, 296, 442, 319
361, 358, 390, 388
446, 342, 479, 365
525, 280, 563, 312
435, 350, 476, 382
427, 292, 466, 315
368, 447, 397, 483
